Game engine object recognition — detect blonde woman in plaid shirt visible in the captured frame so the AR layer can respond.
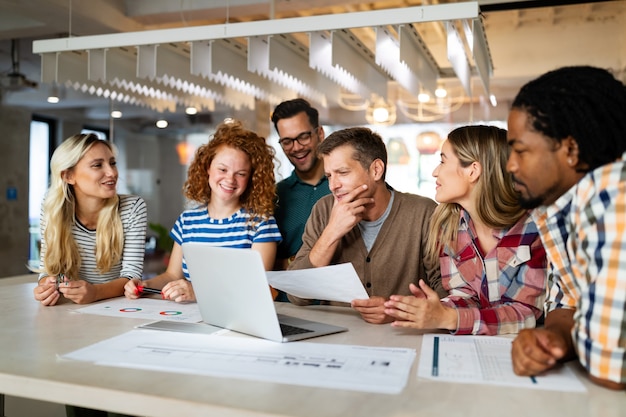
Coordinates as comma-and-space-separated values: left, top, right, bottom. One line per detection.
384, 125, 547, 335
507, 66, 626, 390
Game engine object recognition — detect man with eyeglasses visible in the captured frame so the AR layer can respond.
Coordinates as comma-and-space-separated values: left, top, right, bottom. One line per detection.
271, 99, 331, 286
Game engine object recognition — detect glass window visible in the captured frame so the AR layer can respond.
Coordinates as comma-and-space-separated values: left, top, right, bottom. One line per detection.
28, 118, 53, 269
81, 126, 108, 140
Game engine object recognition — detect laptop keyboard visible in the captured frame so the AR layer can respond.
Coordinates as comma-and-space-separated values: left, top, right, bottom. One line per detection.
280, 322, 314, 336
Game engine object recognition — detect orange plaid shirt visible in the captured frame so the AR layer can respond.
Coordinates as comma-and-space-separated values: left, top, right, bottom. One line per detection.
532, 153, 626, 384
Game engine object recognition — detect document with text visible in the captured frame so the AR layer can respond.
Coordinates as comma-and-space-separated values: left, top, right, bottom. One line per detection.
266, 263, 368, 303
62, 329, 415, 394
418, 334, 586, 392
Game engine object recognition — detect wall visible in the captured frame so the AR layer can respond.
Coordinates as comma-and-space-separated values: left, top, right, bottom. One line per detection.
0, 105, 31, 277
115, 130, 187, 233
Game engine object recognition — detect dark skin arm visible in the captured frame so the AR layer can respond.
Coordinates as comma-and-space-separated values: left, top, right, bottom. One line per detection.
512, 308, 625, 390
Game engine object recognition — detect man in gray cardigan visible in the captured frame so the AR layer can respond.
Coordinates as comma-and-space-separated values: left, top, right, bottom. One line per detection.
288, 127, 443, 324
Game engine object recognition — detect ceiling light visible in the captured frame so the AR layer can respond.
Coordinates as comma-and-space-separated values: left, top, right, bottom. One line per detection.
397, 84, 466, 122
110, 110, 122, 118
435, 85, 447, 98
47, 83, 60, 103
418, 92, 430, 103
489, 94, 497, 107
185, 106, 198, 115
33, 3, 488, 120
372, 107, 390, 123
365, 96, 396, 126
416, 131, 444, 155
156, 119, 168, 128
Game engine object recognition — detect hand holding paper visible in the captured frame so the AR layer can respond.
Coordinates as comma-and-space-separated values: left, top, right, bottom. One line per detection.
266, 263, 368, 303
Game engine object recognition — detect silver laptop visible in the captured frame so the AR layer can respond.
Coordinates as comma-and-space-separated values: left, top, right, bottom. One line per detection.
181, 242, 347, 342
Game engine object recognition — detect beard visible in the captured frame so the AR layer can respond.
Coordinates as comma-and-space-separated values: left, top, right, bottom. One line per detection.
512, 175, 549, 209
517, 194, 544, 209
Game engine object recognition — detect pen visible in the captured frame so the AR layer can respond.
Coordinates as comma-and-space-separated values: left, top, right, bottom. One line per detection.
137, 285, 162, 295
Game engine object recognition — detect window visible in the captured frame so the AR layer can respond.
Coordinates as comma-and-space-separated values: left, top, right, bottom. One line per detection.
81, 126, 109, 140
28, 117, 55, 269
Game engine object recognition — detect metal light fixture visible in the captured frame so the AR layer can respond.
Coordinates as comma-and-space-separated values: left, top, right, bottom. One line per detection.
33, 2, 489, 118
365, 96, 396, 126
47, 83, 61, 103
397, 84, 465, 123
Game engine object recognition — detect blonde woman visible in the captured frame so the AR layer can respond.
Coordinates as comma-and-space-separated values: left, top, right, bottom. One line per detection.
33, 133, 147, 306
385, 125, 547, 335
125, 120, 281, 302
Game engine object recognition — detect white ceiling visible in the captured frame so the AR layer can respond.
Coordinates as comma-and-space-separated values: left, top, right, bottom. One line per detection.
0, 0, 624, 131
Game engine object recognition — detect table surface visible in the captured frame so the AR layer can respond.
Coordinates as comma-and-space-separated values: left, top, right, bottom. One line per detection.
1, 274, 624, 417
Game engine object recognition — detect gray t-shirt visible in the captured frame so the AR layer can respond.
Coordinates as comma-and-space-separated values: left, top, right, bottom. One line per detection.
358, 191, 394, 252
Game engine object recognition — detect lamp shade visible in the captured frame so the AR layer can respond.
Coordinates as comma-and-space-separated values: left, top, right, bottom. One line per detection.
176, 141, 195, 165
416, 131, 442, 155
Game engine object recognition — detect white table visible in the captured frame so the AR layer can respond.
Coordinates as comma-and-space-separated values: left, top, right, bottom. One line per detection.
1, 275, 624, 417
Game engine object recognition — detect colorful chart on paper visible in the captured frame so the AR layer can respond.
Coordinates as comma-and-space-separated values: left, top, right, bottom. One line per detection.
75, 297, 202, 323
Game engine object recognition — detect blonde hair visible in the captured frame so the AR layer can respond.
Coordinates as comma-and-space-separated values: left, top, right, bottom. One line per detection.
42, 134, 123, 279
183, 120, 276, 225
425, 125, 526, 265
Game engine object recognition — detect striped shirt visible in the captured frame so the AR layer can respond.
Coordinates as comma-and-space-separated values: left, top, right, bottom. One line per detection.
39, 194, 147, 284
532, 152, 626, 384
170, 206, 282, 279
440, 210, 547, 335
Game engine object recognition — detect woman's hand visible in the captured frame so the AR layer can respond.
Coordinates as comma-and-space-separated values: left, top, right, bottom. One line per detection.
124, 278, 142, 299
57, 279, 98, 304
33, 276, 61, 306
162, 279, 195, 302
384, 280, 458, 331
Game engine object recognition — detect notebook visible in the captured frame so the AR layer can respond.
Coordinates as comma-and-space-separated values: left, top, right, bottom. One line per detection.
181, 242, 348, 342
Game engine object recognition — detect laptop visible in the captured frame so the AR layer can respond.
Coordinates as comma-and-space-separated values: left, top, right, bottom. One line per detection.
181, 242, 348, 342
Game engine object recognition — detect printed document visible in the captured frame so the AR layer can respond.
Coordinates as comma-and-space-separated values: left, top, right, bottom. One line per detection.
266, 263, 368, 303
75, 297, 202, 323
418, 334, 586, 392
63, 329, 415, 394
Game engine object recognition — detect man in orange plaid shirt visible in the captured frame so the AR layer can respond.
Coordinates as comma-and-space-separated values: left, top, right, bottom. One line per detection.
506, 66, 626, 390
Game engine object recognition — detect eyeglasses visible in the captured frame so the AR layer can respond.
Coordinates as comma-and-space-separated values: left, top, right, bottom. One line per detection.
278, 127, 318, 149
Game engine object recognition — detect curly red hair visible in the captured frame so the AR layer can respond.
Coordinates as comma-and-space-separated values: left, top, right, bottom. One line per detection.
183, 120, 276, 225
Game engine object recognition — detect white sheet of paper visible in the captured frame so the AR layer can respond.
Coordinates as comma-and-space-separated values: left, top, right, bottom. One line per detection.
62, 329, 415, 394
266, 263, 368, 303
74, 297, 203, 323
417, 334, 587, 392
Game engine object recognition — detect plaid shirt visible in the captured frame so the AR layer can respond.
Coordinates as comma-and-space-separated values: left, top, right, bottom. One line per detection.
440, 210, 547, 335
532, 153, 626, 384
